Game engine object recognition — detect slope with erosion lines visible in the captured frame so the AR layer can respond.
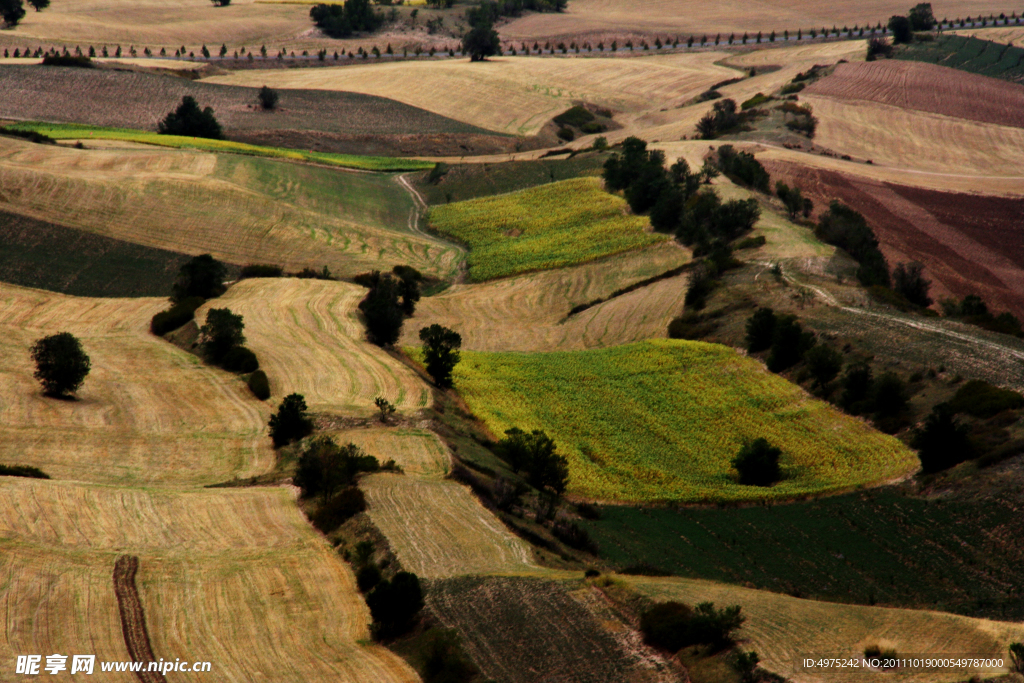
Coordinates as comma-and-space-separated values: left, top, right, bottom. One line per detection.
766, 160, 1024, 319
0, 283, 271, 486
398, 242, 690, 352
628, 575, 1024, 683
202, 54, 737, 136
804, 60, 1024, 128
204, 278, 432, 415
453, 339, 918, 503
0, 137, 460, 279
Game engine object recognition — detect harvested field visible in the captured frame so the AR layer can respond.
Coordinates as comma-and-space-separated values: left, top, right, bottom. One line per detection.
427, 576, 676, 683
628, 575, 1024, 683
804, 60, 1024, 129
0, 208, 198, 297
399, 242, 690, 352
329, 428, 450, 477
498, 0, 1012, 41
452, 339, 917, 503
800, 95, 1024, 176
203, 54, 736, 135
0, 137, 460, 279
205, 278, 432, 415
362, 475, 536, 579
0, 283, 271, 486
429, 177, 665, 281
766, 160, 1024, 319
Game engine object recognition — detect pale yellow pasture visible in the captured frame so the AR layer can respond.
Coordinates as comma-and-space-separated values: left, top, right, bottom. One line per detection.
629, 575, 1024, 683
202, 53, 736, 135
204, 278, 432, 415
0, 283, 271, 486
330, 428, 451, 477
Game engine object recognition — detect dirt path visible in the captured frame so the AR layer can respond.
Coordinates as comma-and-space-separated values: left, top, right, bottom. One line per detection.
113, 555, 166, 683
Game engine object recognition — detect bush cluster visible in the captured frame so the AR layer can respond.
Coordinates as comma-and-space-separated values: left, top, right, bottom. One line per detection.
641, 601, 745, 652
150, 296, 204, 336
310, 0, 383, 38
247, 370, 271, 400
268, 393, 313, 447
495, 427, 569, 494
355, 266, 422, 346
367, 572, 424, 639
815, 201, 890, 287
0, 464, 50, 479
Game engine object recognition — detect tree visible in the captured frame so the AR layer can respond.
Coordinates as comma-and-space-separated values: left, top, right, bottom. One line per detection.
419, 324, 462, 388
805, 344, 843, 387
1010, 643, 1024, 674
367, 572, 423, 639
173, 254, 227, 301
0, 0, 26, 26
913, 405, 972, 473
866, 36, 893, 60
495, 428, 569, 494
211, 0, 231, 5
198, 308, 244, 363
463, 23, 500, 61
766, 314, 815, 372
732, 438, 782, 486
872, 372, 909, 419
358, 272, 405, 346
294, 436, 376, 499
257, 85, 279, 110
889, 15, 913, 43
908, 2, 935, 30
310, 0, 383, 38
157, 96, 223, 140
268, 393, 313, 447
745, 307, 777, 352
374, 396, 396, 423
840, 364, 873, 413
31, 332, 91, 397
27, 0, 48, 11
892, 261, 932, 307
392, 264, 422, 315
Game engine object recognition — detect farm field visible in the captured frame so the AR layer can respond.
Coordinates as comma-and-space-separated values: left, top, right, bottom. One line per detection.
0, 282, 271, 486
897, 33, 1024, 82
803, 60, 1024, 129
204, 278, 432, 415
427, 576, 676, 683
330, 428, 451, 477
0, 136, 459, 279
766, 160, 1024, 319
428, 177, 665, 281
627, 575, 1024, 683
587, 489, 1024, 620
0, 208, 198, 298
451, 339, 917, 502
202, 53, 737, 135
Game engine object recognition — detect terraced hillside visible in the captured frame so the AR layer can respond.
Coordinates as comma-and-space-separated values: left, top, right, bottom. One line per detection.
0, 137, 460, 279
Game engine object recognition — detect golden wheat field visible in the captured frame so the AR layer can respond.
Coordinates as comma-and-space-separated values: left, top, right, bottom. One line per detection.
0, 283, 271, 486
202, 53, 736, 135
0, 137, 459, 279
398, 242, 689, 352
204, 278, 432, 416
627, 576, 1024, 683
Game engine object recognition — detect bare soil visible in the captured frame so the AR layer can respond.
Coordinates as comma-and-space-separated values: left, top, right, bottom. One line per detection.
113, 555, 166, 683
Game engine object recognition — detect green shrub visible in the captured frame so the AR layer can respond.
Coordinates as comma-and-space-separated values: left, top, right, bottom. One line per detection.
220, 346, 259, 373
41, 54, 94, 68
733, 235, 766, 250
641, 601, 744, 652
150, 296, 204, 335
310, 487, 366, 533
732, 438, 782, 486
780, 82, 805, 94
553, 105, 596, 127
945, 380, 1024, 418
552, 517, 599, 554
247, 370, 271, 400
0, 464, 50, 479
367, 572, 424, 639
556, 126, 576, 141
580, 121, 606, 134
716, 145, 770, 192
268, 393, 313, 448
740, 93, 771, 110
913, 406, 972, 473
357, 564, 383, 593
745, 307, 776, 352
239, 264, 283, 279
419, 629, 481, 683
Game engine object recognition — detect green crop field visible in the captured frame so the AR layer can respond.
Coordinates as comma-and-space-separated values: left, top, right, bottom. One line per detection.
451, 339, 918, 503
426, 177, 665, 282
898, 34, 1024, 81
6, 121, 433, 171
586, 489, 1024, 620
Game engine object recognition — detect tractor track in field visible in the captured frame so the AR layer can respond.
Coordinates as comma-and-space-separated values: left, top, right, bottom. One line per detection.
113, 555, 166, 683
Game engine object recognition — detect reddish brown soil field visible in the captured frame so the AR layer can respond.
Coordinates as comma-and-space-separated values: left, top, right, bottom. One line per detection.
766, 159, 1024, 319
805, 60, 1024, 129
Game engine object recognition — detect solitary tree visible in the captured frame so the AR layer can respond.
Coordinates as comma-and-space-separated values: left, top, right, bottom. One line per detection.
158, 96, 223, 139
31, 332, 91, 398
496, 428, 568, 494
463, 23, 499, 61
374, 396, 396, 423
27, 0, 48, 11
732, 438, 782, 486
888, 15, 913, 43
173, 254, 226, 301
0, 0, 26, 26
419, 324, 461, 388
908, 2, 935, 30
268, 393, 314, 447
211, 0, 231, 5
198, 308, 245, 363
257, 85, 279, 110
892, 261, 932, 307
805, 344, 843, 388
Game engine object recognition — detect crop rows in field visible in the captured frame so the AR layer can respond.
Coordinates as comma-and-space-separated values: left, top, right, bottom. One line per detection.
898, 34, 1024, 82
330, 428, 450, 478
0, 137, 459, 279
207, 278, 432, 415
627, 575, 1024, 683
427, 576, 675, 683
428, 177, 666, 282
588, 488, 1024, 620
7, 121, 433, 172
0, 282, 272, 486
453, 339, 917, 503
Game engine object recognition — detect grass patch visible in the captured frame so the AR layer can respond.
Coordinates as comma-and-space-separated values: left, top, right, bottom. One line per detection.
450, 339, 917, 503
427, 177, 665, 282
5, 121, 433, 172
414, 155, 607, 205
584, 488, 1024, 619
